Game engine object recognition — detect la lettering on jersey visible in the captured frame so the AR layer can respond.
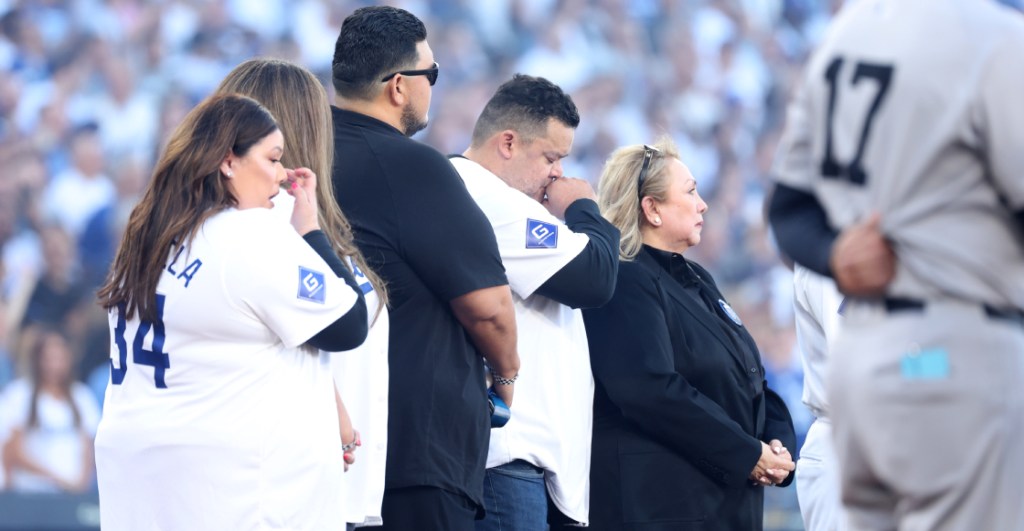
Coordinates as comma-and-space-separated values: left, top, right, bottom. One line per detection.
166, 244, 203, 287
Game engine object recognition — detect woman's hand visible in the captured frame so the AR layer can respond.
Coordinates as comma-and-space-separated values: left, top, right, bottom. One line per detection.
342, 430, 361, 472
335, 384, 359, 472
287, 167, 320, 235
749, 440, 795, 486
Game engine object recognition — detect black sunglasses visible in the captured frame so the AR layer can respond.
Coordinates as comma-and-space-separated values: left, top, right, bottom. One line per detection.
381, 62, 439, 86
636, 144, 661, 200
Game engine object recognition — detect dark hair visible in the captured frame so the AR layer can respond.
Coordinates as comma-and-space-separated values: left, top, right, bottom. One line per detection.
27, 329, 81, 430
331, 6, 427, 100
98, 94, 278, 322
471, 74, 581, 147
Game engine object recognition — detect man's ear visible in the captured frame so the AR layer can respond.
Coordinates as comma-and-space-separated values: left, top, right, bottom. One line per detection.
385, 77, 406, 106
497, 130, 517, 160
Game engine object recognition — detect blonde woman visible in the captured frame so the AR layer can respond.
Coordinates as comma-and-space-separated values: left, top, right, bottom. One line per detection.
581, 138, 796, 530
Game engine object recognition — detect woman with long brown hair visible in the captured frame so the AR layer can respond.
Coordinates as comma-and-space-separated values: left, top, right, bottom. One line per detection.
215, 58, 391, 528
1, 329, 99, 493
93, 93, 368, 530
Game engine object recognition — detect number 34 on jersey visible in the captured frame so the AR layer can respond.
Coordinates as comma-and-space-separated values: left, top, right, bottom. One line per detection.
108, 246, 203, 389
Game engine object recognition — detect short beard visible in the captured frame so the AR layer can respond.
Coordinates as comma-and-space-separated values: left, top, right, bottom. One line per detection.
400, 104, 428, 137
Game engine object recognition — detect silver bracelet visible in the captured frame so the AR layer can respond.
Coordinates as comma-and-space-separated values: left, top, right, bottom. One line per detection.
491, 371, 518, 385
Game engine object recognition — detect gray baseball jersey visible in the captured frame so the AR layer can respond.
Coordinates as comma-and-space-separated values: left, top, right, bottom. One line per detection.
773, 0, 1024, 307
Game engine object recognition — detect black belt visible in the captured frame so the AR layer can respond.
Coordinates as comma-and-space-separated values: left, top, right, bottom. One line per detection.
883, 297, 1024, 326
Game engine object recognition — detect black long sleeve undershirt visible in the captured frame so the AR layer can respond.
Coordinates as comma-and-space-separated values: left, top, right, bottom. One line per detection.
534, 199, 620, 309
767, 183, 838, 277
302, 230, 368, 351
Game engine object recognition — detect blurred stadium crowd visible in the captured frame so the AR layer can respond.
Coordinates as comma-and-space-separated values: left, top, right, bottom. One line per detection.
0, 0, 1016, 527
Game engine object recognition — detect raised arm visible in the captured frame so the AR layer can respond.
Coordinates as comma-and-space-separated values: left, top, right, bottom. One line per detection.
534, 180, 620, 309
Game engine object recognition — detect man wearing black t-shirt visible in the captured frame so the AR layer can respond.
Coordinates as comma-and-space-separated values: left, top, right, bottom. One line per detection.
329, 6, 521, 531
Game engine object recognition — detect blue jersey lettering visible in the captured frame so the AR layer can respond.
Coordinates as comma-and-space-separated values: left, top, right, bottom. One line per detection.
177, 259, 203, 288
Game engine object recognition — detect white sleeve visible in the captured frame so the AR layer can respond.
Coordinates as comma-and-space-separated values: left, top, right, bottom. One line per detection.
223, 212, 359, 349
478, 183, 589, 299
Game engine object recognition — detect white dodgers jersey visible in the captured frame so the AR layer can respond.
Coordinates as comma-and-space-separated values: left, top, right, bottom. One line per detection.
451, 156, 595, 525
95, 207, 359, 531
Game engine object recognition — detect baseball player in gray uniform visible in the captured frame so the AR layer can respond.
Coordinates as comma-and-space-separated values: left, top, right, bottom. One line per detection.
769, 0, 1024, 529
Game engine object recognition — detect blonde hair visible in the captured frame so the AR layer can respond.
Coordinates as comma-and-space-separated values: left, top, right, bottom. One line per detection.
597, 136, 680, 260
215, 58, 388, 316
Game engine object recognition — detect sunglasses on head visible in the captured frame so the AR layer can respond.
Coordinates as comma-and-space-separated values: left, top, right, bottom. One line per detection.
381, 62, 439, 86
636, 144, 661, 200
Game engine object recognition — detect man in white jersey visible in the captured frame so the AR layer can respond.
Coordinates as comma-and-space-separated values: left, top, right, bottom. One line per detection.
769, 1, 1024, 529
450, 74, 620, 530
792, 264, 845, 531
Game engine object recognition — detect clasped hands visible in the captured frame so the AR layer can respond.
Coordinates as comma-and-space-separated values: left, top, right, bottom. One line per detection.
749, 439, 795, 487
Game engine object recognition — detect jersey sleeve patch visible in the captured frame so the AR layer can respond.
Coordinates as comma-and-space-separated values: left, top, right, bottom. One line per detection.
297, 266, 326, 303
525, 218, 558, 249
352, 261, 373, 295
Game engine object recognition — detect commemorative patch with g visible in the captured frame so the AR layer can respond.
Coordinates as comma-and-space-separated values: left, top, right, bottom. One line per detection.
298, 266, 326, 303
526, 219, 558, 249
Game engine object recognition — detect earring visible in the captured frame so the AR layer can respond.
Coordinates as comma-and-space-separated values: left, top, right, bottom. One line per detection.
653, 216, 662, 225
225, 171, 233, 178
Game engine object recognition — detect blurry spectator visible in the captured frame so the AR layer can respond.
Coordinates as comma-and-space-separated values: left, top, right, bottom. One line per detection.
0, 261, 14, 393
78, 153, 147, 289
19, 224, 87, 375
0, 328, 99, 493
94, 55, 158, 161
41, 123, 114, 239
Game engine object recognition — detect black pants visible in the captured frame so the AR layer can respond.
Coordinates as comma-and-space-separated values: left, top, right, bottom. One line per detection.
379, 486, 479, 531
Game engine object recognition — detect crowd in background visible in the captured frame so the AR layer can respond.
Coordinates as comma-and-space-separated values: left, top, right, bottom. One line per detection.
0, 0, 1016, 526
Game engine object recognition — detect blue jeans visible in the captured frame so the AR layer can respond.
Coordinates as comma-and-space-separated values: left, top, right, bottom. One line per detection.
475, 460, 548, 531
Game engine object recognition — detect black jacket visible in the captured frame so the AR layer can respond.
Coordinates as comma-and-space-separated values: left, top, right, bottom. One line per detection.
582, 247, 796, 531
